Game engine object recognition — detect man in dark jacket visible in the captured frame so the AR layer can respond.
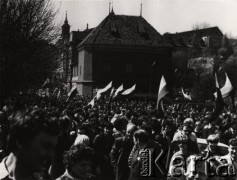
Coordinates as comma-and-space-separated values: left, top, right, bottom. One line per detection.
93, 123, 115, 180
110, 123, 137, 180
128, 129, 165, 180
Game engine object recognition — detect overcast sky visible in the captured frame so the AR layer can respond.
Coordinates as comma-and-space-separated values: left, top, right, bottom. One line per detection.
53, 0, 237, 37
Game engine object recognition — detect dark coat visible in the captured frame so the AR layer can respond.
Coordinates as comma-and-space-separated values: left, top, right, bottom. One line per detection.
128, 143, 165, 180
223, 128, 236, 144
110, 136, 134, 180
93, 133, 115, 180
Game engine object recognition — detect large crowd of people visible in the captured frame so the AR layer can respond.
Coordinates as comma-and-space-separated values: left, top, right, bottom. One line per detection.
0, 93, 237, 180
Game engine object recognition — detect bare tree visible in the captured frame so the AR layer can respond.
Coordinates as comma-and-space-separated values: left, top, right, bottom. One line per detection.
0, 0, 60, 106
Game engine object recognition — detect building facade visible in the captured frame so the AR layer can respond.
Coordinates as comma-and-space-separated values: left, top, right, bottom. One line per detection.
59, 11, 173, 96
163, 27, 223, 58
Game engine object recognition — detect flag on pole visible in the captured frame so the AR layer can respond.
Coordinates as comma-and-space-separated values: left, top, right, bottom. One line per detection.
221, 73, 233, 98
214, 73, 233, 98
88, 96, 96, 108
156, 76, 169, 110
98, 81, 113, 94
160, 99, 165, 112
181, 87, 192, 100
113, 84, 124, 99
211, 73, 225, 120
96, 81, 113, 99
110, 87, 115, 98
218, 67, 223, 71
41, 78, 50, 88
52, 88, 58, 96
66, 86, 78, 102
57, 90, 61, 99
215, 73, 219, 89
122, 84, 136, 95
96, 90, 102, 100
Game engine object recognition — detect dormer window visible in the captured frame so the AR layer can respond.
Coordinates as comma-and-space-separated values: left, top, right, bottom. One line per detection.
202, 36, 209, 47
110, 22, 120, 38
138, 24, 149, 40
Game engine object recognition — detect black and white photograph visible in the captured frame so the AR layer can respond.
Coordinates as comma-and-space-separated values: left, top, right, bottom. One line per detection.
1, 0, 237, 179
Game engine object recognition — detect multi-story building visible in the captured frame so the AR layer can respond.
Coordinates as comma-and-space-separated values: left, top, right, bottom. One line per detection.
58, 10, 172, 96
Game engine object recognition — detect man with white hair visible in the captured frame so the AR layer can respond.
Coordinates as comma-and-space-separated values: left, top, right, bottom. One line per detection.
74, 134, 90, 147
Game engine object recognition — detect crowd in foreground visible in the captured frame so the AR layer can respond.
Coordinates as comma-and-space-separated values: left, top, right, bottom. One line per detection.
0, 94, 237, 180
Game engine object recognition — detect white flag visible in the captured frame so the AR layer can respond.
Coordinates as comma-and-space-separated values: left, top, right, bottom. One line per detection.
88, 96, 96, 107
98, 81, 112, 94
110, 87, 115, 97
66, 86, 78, 102
96, 91, 102, 100
57, 90, 61, 99
41, 78, 50, 88
157, 76, 169, 110
181, 87, 192, 100
52, 88, 58, 96
113, 84, 124, 98
214, 73, 233, 98
67, 86, 77, 97
96, 81, 112, 99
122, 84, 136, 95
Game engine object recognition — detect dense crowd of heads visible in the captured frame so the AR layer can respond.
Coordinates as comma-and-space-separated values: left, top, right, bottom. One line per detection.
0, 93, 237, 179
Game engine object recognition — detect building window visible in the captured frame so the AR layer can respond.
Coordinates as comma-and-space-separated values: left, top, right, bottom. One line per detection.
125, 63, 133, 73
110, 22, 120, 38
72, 66, 78, 77
138, 24, 149, 40
103, 63, 111, 72
202, 36, 209, 47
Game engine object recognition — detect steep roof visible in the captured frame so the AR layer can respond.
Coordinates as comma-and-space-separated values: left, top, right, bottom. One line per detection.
70, 28, 94, 44
78, 14, 170, 49
163, 27, 223, 47
175, 26, 223, 38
